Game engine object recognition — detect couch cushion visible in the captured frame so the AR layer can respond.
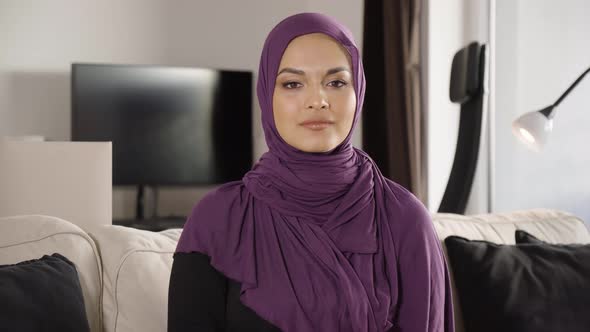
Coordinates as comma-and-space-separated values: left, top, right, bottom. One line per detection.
0, 215, 103, 332
89, 225, 182, 332
444, 234, 590, 332
0, 253, 91, 331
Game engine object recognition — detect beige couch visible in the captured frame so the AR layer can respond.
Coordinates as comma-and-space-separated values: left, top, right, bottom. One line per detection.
432, 208, 590, 332
1, 208, 588, 332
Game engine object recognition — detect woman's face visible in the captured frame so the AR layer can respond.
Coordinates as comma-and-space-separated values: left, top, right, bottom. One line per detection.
273, 32, 356, 153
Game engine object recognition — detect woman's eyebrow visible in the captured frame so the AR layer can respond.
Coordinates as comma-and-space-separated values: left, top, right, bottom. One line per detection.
277, 67, 351, 76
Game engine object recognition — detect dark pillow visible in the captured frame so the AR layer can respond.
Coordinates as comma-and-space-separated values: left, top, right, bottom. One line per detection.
515, 229, 545, 244
444, 235, 590, 332
0, 253, 90, 332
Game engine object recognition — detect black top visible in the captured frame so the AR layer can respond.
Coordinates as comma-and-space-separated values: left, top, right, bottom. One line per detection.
168, 252, 281, 332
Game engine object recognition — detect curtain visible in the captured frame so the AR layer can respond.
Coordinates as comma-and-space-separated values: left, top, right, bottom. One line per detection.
362, 0, 427, 204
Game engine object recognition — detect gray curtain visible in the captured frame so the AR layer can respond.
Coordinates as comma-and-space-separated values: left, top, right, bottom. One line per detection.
362, 0, 427, 203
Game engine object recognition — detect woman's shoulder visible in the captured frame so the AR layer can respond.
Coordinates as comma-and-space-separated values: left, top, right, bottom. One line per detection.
383, 178, 429, 213
175, 180, 247, 254
196, 180, 246, 206
188, 180, 250, 220
382, 178, 435, 240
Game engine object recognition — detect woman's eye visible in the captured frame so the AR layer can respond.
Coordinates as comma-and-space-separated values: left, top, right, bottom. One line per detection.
282, 80, 347, 89
282, 82, 301, 89
329, 80, 347, 88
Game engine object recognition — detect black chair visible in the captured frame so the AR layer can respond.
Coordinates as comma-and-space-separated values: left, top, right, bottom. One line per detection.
438, 42, 487, 214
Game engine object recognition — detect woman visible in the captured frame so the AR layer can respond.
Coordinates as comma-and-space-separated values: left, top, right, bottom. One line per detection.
168, 12, 454, 332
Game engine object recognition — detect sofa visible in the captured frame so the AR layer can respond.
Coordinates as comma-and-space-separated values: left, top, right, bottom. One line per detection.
1, 208, 588, 332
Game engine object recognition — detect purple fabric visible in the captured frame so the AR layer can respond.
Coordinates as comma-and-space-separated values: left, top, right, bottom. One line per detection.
175, 12, 455, 332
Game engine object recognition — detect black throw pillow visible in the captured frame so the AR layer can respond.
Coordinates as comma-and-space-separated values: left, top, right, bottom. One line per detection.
515, 229, 547, 244
0, 253, 90, 331
444, 235, 590, 332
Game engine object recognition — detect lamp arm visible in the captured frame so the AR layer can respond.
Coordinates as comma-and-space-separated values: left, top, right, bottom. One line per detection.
553, 66, 590, 108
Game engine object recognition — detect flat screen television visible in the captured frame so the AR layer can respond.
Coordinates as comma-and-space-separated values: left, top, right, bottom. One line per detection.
71, 63, 253, 187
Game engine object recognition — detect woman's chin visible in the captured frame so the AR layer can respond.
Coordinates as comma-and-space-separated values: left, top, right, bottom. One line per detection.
297, 142, 339, 153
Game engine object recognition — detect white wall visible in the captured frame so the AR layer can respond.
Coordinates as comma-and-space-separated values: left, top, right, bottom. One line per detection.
0, 0, 169, 141
0, 0, 364, 220
426, 0, 490, 213
494, 0, 590, 225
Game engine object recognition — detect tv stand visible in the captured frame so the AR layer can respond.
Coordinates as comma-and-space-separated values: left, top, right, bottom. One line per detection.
113, 184, 187, 231
136, 184, 146, 220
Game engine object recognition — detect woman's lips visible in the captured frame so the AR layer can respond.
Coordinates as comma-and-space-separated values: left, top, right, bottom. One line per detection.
300, 121, 334, 131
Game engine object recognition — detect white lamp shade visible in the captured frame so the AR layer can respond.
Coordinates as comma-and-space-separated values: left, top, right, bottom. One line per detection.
511, 111, 553, 152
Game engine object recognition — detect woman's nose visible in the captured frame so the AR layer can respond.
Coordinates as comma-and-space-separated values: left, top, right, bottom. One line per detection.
305, 87, 329, 110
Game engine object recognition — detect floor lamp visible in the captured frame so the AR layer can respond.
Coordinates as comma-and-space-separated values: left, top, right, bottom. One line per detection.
512, 66, 590, 152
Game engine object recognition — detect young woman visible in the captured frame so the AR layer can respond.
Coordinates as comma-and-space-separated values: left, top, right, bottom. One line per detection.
168, 12, 455, 332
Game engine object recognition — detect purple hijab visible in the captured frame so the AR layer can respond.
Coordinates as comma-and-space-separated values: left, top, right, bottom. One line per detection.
176, 12, 455, 332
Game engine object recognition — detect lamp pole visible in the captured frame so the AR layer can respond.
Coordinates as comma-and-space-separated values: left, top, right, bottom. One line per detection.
541, 66, 590, 119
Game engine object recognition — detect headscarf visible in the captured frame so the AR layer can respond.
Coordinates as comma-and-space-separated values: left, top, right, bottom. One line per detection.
176, 12, 453, 332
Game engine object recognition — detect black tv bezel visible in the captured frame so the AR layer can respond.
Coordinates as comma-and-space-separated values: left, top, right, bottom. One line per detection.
70, 62, 254, 186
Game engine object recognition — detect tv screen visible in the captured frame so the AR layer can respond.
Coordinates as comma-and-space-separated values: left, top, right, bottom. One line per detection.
71, 63, 253, 186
